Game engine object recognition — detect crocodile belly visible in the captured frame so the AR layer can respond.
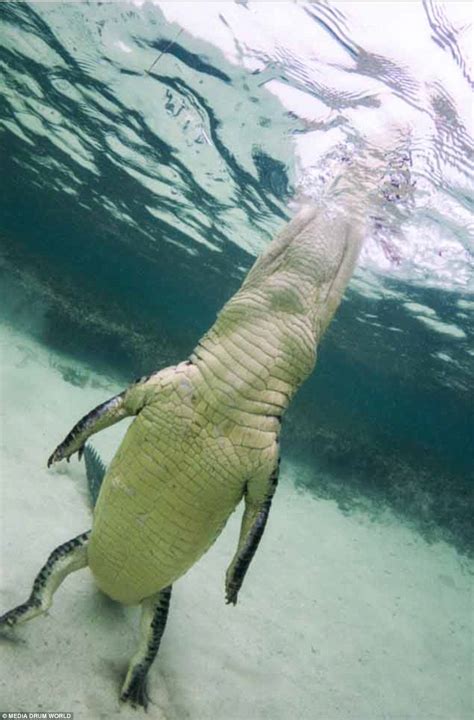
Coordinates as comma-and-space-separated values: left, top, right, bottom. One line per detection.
87, 414, 245, 605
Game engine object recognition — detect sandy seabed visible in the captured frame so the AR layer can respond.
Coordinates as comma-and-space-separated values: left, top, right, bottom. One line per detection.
0, 322, 472, 720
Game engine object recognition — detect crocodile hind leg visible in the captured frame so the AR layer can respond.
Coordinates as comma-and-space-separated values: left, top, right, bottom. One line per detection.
0, 531, 90, 628
120, 585, 172, 710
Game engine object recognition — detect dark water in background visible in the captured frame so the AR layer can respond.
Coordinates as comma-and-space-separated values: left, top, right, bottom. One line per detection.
0, 2, 473, 554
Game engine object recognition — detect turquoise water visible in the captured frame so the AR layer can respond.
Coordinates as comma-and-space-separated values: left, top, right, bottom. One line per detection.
0, 2, 472, 719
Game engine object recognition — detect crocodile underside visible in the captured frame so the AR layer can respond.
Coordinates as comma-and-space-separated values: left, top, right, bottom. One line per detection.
87, 362, 279, 605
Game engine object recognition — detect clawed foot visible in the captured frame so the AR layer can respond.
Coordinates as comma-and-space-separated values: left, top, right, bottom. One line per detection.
0, 616, 23, 644
225, 580, 239, 606
0, 612, 18, 635
0, 598, 44, 631
225, 590, 238, 606
0, 603, 28, 634
225, 564, 240, 606
120, 673, 150, 711
0, 611, 25, 644
47, 442, 85, 468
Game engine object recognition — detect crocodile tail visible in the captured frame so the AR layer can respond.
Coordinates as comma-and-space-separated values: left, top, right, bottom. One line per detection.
84, 443, 107, 508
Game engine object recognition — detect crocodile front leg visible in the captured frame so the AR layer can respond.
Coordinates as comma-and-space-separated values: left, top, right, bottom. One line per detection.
225, 455, 280, 605
47, 375, 156, 467
47, 393, 127, 467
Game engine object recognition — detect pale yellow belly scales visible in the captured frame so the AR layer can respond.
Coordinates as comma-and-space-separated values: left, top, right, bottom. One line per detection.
88, 398, 253, 605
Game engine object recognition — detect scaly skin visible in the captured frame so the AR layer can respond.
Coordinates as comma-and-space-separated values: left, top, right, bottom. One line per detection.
85, 202, 364, 605
87, 362, 279, 604
1, 135, 406, 708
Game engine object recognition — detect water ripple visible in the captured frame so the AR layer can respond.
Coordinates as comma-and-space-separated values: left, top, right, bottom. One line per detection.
0, 0, 472, 395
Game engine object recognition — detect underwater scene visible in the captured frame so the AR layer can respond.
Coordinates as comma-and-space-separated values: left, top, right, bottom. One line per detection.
0, 2, 472, 719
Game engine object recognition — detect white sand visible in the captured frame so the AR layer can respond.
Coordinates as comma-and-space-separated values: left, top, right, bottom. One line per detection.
0, 322, 472, 719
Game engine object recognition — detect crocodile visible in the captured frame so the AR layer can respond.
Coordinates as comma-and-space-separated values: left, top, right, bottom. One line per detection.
0, 178, 368, 708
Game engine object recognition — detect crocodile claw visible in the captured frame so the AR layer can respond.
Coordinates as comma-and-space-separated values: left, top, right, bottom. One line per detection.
225, 584, 239, 606
120, 675, 150, 710
47, 443, 85, 468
